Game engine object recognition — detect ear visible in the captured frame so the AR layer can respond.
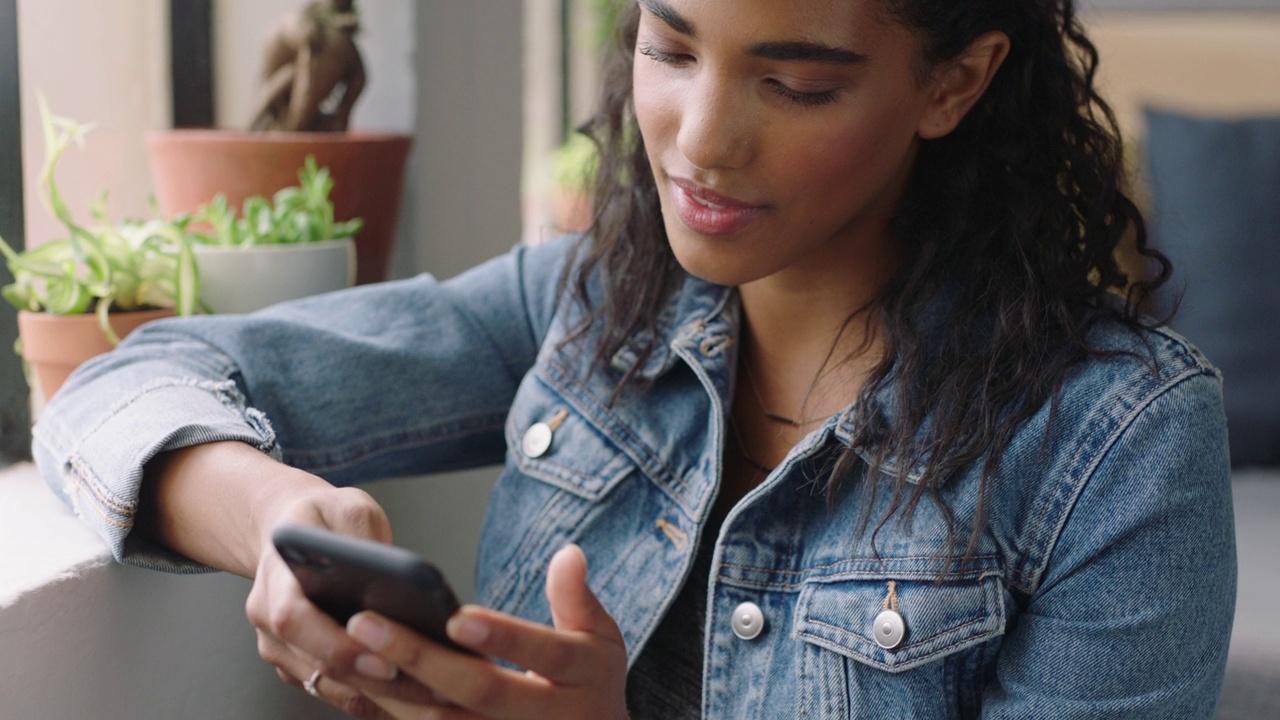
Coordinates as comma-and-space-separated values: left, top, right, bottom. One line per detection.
917, 31, 1011, 140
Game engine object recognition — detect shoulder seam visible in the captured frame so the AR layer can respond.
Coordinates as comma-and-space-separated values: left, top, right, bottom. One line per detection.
1009, 363, 1218, 596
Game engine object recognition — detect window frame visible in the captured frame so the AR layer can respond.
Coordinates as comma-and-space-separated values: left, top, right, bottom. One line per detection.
0, 0, 30, 465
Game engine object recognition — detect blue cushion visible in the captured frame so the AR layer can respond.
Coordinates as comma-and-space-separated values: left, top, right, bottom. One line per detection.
1144, 108, 1280, 467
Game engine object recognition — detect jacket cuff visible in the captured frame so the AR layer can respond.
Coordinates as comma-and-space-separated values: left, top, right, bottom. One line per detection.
33, 377, 281, 573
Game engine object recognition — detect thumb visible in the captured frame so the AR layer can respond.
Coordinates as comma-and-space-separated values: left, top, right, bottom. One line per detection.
546, 544, 620, 640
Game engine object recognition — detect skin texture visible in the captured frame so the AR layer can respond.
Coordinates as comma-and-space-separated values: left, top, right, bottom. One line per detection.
141, 1, 1007, 718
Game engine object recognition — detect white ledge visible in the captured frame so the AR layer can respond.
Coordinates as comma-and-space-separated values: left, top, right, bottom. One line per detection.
0, 462, 111, 609
0, 461, 350, 718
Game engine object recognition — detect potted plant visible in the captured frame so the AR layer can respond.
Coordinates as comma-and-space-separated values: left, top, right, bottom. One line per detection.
146, 0, 411, 286
549, 131, 599, 234
184, 155, 362, 314
0, 99, 198, 402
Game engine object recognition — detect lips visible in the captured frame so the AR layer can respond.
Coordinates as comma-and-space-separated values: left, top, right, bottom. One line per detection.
671, 178, 767, 236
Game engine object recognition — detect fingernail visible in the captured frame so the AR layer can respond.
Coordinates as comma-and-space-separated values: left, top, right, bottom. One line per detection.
447, 614, 489, 646
557, 543, 587, 569
347, 613, 389, 651
354, 653, 398, 681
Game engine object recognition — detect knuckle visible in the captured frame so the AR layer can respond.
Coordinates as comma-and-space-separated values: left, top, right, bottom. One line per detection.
332, 490, 391, 539
244, 592, 266, 627
264, 600, 303, 639
256, 632, 285, 665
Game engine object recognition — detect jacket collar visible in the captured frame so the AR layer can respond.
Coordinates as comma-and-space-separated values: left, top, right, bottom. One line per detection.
605, 270, 960, 484
608, 272, 736, 381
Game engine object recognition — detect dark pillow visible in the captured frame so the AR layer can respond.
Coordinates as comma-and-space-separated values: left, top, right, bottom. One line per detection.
1143, 107, 1280, 467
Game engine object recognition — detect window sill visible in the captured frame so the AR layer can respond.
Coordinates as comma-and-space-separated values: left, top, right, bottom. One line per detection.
0, 461, 110, 608
0, 460, 351, 717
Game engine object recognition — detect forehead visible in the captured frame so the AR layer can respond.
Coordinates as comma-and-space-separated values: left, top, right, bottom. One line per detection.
640, 0, 897, 45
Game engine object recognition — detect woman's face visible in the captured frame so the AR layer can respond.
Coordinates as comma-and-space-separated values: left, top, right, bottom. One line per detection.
632, 0, 936, 288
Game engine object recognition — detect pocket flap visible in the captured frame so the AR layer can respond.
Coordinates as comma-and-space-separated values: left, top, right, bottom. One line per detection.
506, 375, 634, 501
794, 559, 1006, 673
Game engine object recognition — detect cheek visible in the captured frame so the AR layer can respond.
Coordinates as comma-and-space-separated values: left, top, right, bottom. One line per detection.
785, 103, 921, 204
633, 63, 672, 158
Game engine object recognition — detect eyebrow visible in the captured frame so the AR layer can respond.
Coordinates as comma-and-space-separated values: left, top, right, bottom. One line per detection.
748, 42, 868, 66
638, 0, 696, 37
637, 0, 869, 66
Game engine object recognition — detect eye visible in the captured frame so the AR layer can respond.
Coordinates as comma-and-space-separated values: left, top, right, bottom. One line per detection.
638, 42, 693, 66
767, 79, 840, 108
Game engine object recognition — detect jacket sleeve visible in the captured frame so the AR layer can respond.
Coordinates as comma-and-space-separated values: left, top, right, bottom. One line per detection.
983, 370, 1236, 719
31, 235, 574, 571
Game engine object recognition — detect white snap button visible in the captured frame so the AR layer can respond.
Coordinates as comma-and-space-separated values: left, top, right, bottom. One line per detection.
521, 422, 554, 458
730, 601, 765, 640
873, 609, 905, 650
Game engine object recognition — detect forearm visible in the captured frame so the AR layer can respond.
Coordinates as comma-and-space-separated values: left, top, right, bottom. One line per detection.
137, 441, 367, 578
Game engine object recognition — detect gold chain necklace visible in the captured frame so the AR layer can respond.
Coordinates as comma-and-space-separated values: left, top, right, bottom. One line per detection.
727, 412, 776, 475
739, 349, 827, 428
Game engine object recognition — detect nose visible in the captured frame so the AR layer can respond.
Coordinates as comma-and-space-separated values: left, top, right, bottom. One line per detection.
676, 74, 754, 171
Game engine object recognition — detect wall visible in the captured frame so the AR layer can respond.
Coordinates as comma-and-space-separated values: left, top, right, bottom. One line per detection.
404, 2, 526, 280
1086, 11, 1280, 138
18, 0, 168, 251
369, 0, 526, 600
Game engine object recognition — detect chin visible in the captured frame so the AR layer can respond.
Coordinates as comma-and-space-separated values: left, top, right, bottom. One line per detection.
666, 229, 763, 288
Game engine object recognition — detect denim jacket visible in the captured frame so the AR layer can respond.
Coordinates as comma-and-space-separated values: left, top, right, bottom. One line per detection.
33, 234, 1235, 719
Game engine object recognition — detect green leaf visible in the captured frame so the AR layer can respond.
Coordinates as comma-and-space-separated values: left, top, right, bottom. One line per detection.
332, 218, 363, 239
0, 99, 198, 345
43, 276, 93, 315
172, 227, 199, 316
96, 297, 122, 346
2, 284, 32, 311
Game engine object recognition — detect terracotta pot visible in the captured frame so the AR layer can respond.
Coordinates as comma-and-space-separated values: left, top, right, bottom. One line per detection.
552, 189, 594, 234
193, 239, 356, 314
146, 130, 412, 286
17, 308, 174, 402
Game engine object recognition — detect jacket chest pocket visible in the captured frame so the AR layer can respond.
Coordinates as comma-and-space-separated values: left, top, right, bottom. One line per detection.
478, 374, 646, 614
793, 558, 1007, 719
504, 376, 635, 502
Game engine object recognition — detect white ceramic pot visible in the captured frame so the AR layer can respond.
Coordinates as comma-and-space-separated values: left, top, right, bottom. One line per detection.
193, 239, 357, 314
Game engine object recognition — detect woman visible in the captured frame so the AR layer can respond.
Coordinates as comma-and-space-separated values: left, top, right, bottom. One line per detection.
34, 0, 1234, 718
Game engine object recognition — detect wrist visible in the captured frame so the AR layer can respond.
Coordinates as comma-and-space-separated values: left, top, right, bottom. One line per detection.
249, 476, 392, 570
245, 466, 337, 568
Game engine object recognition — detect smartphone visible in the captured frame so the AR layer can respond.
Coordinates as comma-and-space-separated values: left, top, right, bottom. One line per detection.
271, 523, 469, 653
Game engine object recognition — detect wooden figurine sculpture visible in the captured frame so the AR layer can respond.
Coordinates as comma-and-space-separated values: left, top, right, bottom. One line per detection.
248, 0, 366, 132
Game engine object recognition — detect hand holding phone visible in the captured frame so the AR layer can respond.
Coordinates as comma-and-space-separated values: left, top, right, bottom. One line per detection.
271, 523, 469, 653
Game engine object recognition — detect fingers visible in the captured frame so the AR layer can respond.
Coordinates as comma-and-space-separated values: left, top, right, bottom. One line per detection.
246, 551, 367, 673
238, 495, 415, 716
344, 546, 630, 720
349, 611, 555, 716
545, 545, 621, 643
447, 544, 623, 685
362, 695, 483, 720
443, 606, 617, 686
260, 631, 392, 719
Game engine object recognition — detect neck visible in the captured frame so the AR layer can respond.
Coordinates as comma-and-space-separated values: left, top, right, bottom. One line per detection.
735, 237, 897, 423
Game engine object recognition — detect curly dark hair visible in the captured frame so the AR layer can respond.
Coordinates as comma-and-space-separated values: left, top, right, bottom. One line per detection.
565, 0, 1171, 559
